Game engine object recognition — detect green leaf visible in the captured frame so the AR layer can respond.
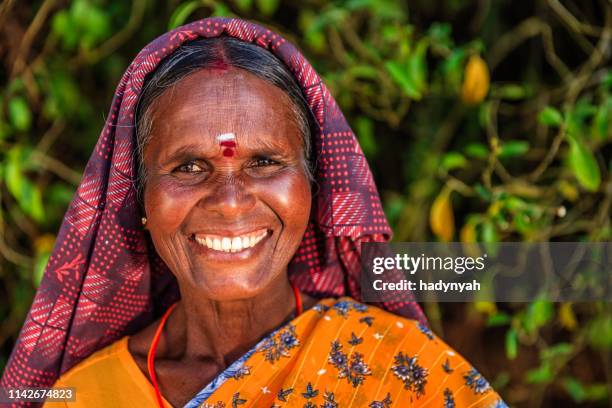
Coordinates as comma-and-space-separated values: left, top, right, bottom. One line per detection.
309, 8, 347, 32
464, 142, 488, 159
505, 196, 528, 211
567, 136, 601, 191
563, 377, 587, 402
541, 343, 573, 360
256, 0, 280, 16
234, 0, 253, 12
212, 3, 232, 16
346, 65, 379, 80
478, 102, 492, 127
591, 98, 611, 141
5, 148, 24, 197
44, 70, 81, 119
526, 362, 553, 383
385, 61, 422, 100
33, 252, 51, 287
505, 328, 518, 359
440, 152, 467, 170
70, 0, 90, 25
496, 84, 529, 100
583, 383, 609, 401
406, 39, 428, 95
345, 0, 404, 18
587, 315, 612, 350
9, 97, 32, 132
487, 312, 511, 327
427, 22, 453, 49
28, 184, 45, 222
8, 78, 25, 95
168, 1, 202, 30
304, 29, 326, 53
51, 10, 70, 37
567, 99, 597, 137
538, 106, 563, 127
355, 116, 377, 157
474, 183, 492, 201
442, 48, 465, 89
4, 147, 45, 222
499, 140, 529, 158
52, 10, 79, 49
481, 220, 498, 242
381, 25, 400, 42
344, 0, 377, 11
383, 194, 404, 227
572, 97, 598, 119
514, 211, 535, 234
524, 300, 554, 333
80, 6, 111, 48
480, 220, 499, 255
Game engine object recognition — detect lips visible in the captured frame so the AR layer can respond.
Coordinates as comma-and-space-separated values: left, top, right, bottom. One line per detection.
192, 228, 269, 253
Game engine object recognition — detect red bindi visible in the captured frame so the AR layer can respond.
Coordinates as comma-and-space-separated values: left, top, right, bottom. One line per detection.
219, 139, 236, 157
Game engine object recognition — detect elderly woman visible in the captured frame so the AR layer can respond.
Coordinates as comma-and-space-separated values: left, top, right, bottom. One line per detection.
2, 18, 506, 408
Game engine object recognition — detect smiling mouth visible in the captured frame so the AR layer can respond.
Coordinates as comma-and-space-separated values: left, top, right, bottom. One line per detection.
192, 228, 269, 253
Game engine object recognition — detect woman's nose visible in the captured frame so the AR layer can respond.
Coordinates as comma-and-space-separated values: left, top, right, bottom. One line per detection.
201, 176, 256, 218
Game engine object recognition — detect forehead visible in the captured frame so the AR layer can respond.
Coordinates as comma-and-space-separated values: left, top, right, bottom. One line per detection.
146, 68, 302, 153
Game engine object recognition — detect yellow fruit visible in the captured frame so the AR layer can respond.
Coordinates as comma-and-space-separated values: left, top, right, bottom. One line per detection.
559, 302, 578, 331
430, 188, 455, 241
460, 222, 476, 243
475, 301, 497, 316
461, 55, 490, 105
460, 222, 482, 257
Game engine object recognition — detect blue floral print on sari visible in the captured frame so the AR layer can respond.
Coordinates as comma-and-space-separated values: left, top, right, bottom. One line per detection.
463, 367, 492, 394
183, 322, 290, 408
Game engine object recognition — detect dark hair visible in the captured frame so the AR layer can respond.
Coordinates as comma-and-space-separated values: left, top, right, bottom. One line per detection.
134, 36, 315, 202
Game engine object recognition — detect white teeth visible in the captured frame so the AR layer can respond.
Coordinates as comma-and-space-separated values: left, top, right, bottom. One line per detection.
222, 237, 231, 251
231, 237, 242, 252
194, 230, 268, 253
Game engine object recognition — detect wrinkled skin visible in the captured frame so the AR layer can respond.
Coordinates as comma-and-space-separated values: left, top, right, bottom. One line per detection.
128, 68, 316, 407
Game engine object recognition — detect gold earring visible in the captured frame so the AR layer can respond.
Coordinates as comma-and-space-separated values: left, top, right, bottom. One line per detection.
141, 217, 147, 226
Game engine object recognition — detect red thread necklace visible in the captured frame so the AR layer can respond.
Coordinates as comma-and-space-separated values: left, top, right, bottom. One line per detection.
146, 282, 303, 408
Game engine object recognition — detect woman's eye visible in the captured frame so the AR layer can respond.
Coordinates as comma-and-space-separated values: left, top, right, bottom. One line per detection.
251, 158, 279, 167
175, 161, 206, 173
244, 157, 284, 177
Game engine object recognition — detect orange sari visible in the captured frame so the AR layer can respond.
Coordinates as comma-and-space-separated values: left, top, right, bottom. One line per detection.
44, 297, 506, 407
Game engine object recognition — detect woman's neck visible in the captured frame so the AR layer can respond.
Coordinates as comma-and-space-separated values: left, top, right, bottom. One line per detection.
160, 276, 299, 366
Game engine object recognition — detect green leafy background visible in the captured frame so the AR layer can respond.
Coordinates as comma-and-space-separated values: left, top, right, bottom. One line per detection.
0, 1, 610, 406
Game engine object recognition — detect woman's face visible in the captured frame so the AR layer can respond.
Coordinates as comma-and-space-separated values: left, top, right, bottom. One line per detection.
142, 68, 312, 300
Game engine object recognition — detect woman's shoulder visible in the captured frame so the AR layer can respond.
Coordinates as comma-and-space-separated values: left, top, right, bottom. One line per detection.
53, 336, 132, 386
310, 297, 508, 407
321, 297, 472, 359
46, 336, 160, 407
311, 296, 442, 351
